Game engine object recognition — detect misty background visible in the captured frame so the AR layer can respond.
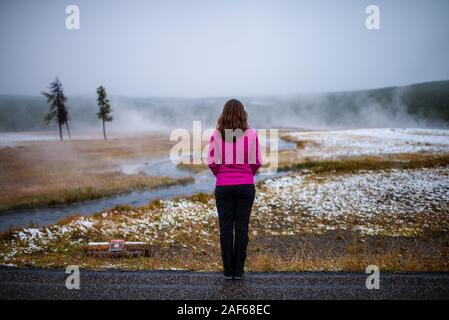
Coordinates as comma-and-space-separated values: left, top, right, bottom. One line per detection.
0, 0, 449, 132
1, 80, 449, 132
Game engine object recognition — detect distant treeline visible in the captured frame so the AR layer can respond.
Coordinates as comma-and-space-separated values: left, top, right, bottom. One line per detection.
0, 80, 448, 132
0, 95, 97, 132
332, 80, 449, 125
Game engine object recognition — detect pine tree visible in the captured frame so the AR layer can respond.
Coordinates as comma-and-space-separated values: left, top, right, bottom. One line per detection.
42, 78, 70, 141
96, 85, 113, 140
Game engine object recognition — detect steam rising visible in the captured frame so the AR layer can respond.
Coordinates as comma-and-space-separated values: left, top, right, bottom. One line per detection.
97, 87, 446, 133
0, 81, 448, 136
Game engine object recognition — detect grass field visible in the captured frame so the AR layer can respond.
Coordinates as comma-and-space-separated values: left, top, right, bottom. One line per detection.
0, 128, 448, 272
0, 132, 191, 211
1, 163, 448, 271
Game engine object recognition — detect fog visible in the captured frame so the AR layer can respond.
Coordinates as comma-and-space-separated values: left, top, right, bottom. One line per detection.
0, 0, 448, 135
1, 0, 449, 97
66, 83, 449, 134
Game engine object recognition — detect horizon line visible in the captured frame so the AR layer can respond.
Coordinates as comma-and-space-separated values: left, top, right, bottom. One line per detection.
0, 78, 448, 100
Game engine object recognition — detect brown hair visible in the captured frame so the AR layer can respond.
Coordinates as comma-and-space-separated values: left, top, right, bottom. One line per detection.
216, 99, 249, 140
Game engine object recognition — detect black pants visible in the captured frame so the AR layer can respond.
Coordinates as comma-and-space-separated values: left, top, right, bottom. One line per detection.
214, 184, 256, 277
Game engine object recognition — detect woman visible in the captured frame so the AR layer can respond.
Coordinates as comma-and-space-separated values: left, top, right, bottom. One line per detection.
207, 99, 262, 280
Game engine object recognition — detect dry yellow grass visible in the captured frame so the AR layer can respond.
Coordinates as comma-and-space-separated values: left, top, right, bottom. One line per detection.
5, 231, 448, 272
1, 132, 448, 272
0, 132, 191, 211
278, 152, 449, 173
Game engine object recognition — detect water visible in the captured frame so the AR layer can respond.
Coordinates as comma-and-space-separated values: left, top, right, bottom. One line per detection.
0, 139, 296, 231
0, 132, 59, 147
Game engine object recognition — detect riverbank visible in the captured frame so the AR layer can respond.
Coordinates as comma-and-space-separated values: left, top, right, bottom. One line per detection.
0, 132, 187, 212
1, 128, 448, 272
1, 162, 448, 271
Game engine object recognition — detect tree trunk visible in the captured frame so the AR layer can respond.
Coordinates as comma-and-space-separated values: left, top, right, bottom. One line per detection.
58, 123, 63, 141
66, 121, 71, 139
102, 120, 107, 140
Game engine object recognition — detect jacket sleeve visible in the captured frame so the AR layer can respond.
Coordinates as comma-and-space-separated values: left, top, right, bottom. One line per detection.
207, 134, 221, 176
250, 133, 262, 175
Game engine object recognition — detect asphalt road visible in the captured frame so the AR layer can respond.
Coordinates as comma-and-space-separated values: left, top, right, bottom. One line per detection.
1, 267, 449, 300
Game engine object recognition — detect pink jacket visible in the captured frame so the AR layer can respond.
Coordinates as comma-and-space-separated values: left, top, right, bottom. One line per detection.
207, 128, 262, 186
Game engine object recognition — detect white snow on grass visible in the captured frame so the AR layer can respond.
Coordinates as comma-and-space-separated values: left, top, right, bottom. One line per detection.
98, 199, 217, 246
4, 217, 96, 257
252, 166, 449, 236
1, 166, 448, 265
258, 167, 449, 218
286, 128, 449, 159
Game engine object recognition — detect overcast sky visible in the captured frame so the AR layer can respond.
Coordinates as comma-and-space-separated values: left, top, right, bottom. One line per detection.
0, 0, 448, 97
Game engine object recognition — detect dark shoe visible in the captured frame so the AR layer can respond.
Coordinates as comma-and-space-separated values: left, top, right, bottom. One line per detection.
233, 274, 244, 280
224, 275, 233, 280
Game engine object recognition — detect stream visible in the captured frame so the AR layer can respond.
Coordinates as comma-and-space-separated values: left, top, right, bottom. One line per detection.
0, 139, 296, 232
